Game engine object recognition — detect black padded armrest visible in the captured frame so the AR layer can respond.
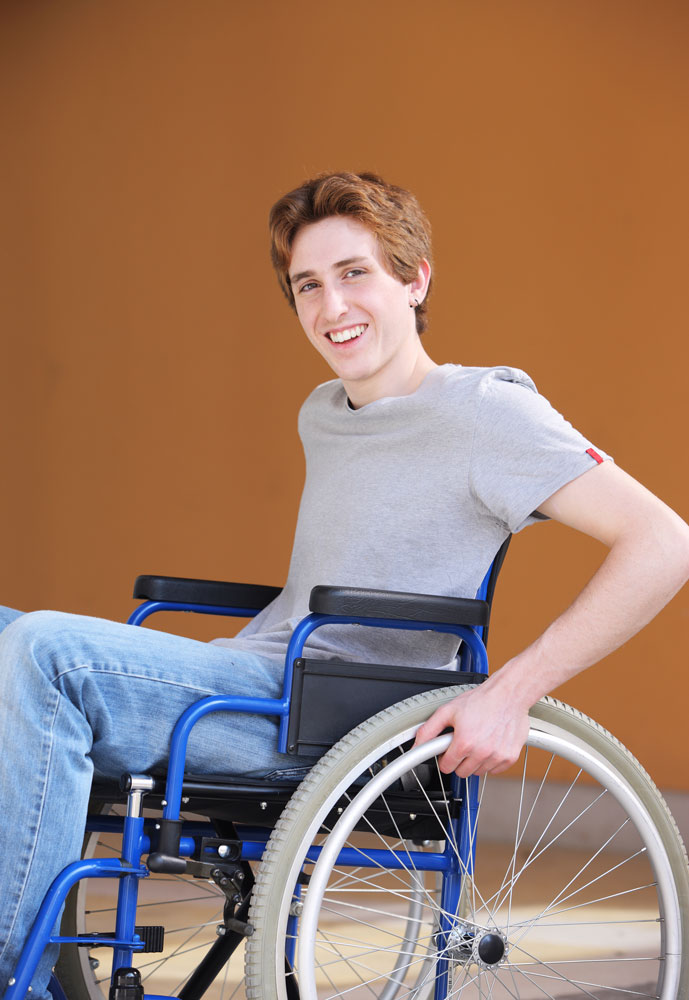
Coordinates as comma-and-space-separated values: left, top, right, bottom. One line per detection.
133, 576, 282, 611
309, 586, 489, 627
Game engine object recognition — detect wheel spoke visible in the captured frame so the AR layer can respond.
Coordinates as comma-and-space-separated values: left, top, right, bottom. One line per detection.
510, 847, 651, 948
492, 777, 609, 916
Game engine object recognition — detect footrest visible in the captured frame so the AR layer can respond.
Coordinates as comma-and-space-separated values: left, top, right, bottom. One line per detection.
135, 925, 165, 953
76, 926, 164, 953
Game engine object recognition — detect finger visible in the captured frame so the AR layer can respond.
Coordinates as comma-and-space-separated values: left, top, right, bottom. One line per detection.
441, 755, 467, 775
442, 750, 480, 777
441, 740, 495, 777
453, 754, 491, 778
437, 735, 476, 774
414, 704, 455, 745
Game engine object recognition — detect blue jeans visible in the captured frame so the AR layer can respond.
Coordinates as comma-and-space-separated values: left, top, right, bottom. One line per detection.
0, 606, 311, 998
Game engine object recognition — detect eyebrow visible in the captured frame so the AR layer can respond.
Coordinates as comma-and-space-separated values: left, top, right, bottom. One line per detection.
289, 256, 370, 286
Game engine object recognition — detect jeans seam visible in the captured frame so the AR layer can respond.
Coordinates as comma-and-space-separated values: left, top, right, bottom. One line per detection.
53, 662, 90, 681
90, 668, 217, 695
54, 662, 218, 697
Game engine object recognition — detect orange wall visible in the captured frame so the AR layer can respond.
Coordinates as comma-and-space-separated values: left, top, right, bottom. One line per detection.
1, 1, 688, 786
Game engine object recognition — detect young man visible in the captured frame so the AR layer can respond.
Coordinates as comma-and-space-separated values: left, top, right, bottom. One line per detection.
263, 171, 689, 776
1, 171, 688, 997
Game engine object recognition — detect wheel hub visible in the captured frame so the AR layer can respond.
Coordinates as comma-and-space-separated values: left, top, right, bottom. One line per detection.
476, 932, 506, 965
444, 922, 509, 969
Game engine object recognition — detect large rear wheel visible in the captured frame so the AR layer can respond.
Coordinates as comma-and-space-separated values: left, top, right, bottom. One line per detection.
246, 689, 689, 999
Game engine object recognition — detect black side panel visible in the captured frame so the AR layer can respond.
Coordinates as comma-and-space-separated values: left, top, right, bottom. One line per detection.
287, 658, 485, 755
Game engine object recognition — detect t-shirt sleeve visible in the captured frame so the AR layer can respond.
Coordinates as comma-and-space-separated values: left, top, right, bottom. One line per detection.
468, 369, 612, 533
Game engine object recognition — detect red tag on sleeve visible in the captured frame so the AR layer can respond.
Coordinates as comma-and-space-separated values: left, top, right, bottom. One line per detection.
586, 447, 604, 464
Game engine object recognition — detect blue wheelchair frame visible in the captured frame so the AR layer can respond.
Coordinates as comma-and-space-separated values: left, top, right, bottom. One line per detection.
9, 566, 496, 1000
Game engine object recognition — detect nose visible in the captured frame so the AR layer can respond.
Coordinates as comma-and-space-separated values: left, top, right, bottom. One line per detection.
321, 281, 348, 324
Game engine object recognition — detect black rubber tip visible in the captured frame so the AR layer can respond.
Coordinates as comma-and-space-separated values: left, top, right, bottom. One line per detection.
109, 966, 143, 1000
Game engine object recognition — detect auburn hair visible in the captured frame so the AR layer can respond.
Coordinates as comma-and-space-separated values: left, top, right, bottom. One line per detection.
269, 172, 433, 334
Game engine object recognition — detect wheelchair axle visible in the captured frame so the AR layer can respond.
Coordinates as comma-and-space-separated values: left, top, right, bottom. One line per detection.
442, 922, 509, 969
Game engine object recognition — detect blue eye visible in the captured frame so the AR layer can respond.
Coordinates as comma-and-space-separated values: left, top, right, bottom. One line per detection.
298, 281, 318, 294
345, 268, 365, 278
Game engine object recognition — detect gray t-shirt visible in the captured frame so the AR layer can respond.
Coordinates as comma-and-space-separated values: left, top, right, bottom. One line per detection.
215, 364, 610, 668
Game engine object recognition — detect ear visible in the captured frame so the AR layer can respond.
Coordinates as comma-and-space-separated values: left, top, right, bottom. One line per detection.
408, 258, 431, 305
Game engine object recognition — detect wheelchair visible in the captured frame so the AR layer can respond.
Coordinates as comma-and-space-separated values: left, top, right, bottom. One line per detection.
8, 538, 689, 999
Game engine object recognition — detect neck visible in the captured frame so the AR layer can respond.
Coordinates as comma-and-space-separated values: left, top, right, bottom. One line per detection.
344, 344, 438, 409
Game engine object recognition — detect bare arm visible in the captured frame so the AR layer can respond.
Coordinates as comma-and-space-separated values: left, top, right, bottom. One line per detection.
415, 461, 689, 776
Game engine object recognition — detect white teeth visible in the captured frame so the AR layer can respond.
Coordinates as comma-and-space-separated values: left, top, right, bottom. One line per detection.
329, 324, 366, 344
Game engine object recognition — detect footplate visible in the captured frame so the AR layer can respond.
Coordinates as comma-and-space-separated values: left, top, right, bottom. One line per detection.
75, 925, 165, 953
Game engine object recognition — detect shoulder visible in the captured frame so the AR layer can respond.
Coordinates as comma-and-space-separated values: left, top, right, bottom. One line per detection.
297, 378, 345, 432
435, 366, 583, 452
459, 364, 536, 394
468, 366, 575, 434
429, 364, 539, 408
300, 378, 344, 409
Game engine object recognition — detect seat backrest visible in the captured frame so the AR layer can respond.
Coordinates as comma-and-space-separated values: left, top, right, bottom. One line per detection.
475, 534, 511, 647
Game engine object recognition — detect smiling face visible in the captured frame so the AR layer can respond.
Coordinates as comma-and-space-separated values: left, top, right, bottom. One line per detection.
288, 216, 433, 407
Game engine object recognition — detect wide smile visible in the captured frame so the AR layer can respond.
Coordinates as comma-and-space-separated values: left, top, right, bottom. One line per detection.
325, 323, 368, 345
